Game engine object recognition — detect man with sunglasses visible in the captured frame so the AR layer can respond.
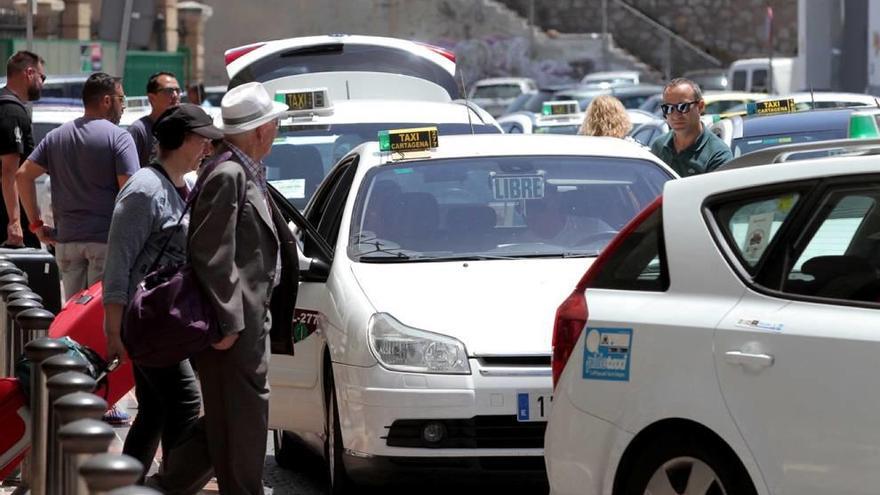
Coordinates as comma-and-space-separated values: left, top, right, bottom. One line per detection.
651, 77, 732, 176
0, 51, 46, 247
129, 72, 182, 166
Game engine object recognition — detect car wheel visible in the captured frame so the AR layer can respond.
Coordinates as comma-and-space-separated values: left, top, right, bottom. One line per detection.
273, 429, 296, 470
621, 432, 756, 495
325, 370, 351, 494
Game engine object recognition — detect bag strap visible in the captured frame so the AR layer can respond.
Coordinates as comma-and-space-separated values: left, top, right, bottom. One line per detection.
145, 151, 235, 274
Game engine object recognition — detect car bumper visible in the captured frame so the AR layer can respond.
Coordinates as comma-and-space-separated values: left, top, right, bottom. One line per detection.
545, 388, 629, 495
333, 359, 551, 470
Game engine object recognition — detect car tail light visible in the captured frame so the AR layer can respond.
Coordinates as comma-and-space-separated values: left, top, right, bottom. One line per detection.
551, 196, 663, 388
224, 43, 266, 66
415, 42, 456, 63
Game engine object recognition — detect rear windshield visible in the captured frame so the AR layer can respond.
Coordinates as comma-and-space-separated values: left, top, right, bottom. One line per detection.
229, 43, 461, 99
732, 129, 847, 157
348, 155, 670, 262
534, 124, 580, 135
268, 122, 498, 210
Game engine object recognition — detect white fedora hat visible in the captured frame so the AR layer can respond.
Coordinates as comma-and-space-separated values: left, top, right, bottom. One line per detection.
219, 81, 288, 135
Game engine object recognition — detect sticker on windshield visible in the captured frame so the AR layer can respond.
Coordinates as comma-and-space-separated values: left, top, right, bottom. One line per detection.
583, 327, 632, 381
492, 175, 545, 201
742, 212, 774, 263
270, 179, 306, 199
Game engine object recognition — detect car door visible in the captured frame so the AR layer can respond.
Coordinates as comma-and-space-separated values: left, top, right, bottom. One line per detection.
268, 156, 359, 433
711, 177, 880, 494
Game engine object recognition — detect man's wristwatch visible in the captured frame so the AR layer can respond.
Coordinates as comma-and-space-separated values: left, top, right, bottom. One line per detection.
28, 220, 43, 234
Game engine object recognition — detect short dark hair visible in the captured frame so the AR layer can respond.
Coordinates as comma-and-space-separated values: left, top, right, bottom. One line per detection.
146, 71, 176, 94
6, 51, 44, 78
664, 77, 703, 101
82, 72, 122, 106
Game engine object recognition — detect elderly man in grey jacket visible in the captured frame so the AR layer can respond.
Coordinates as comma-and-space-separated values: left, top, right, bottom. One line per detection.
151, 82, 298, 495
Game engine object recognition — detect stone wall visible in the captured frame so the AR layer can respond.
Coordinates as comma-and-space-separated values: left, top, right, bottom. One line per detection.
499, 0, 798, 76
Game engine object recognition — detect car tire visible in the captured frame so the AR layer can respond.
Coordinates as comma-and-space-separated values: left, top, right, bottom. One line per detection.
273, 429, 297, 470
620, 431, 756, 495
325, 370, 351, 495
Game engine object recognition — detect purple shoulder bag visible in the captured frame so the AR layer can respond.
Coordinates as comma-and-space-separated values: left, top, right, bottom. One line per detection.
122, 152, 239, 367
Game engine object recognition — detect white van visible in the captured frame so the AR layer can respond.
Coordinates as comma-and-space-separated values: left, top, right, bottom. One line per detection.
727, 57, 795, 94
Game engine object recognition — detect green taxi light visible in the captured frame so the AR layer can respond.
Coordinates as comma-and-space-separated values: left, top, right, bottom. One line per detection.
378, 130, 391, 152
849, 114, 880, 139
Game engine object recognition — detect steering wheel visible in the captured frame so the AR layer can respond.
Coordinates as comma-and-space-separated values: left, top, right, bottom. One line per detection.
574, 230, 619, 246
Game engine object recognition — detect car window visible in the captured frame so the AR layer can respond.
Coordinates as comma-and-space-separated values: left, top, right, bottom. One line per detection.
732, 71, 747, 91
534, 124, 580, 135
782, 186, 880, 303
472, 84, 522, 99
752, 69, 769, 92
348, 156, 670, 262
704, 99, 747, 115
588, 205, 668, 291
303, 156, 358, 257
229, 43, 460, 99
267, 122, 499, 209
713, 192, 801, 272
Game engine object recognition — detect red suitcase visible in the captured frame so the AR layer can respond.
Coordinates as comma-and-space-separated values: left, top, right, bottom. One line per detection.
0, 378, 29, 480
48, 282, 135, 406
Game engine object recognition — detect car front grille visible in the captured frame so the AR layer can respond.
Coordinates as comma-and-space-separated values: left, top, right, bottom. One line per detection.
384, 415, 546, 449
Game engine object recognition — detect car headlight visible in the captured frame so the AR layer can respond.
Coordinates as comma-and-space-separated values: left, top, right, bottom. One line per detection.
368, 313, 470, 375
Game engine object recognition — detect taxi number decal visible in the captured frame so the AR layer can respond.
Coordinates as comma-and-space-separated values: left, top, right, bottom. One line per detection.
583, 327, 632, 381
293, 309, 320, 342
492, 175, 544, 201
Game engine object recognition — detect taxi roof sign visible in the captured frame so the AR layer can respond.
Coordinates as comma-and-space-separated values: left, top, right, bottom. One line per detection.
378, 126, 439, 153
275, 88, 333, 116
747, 98, 796, 116
542, 100, 579, 117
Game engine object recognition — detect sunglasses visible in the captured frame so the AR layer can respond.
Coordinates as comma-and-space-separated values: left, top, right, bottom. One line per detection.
156, 87, 181, 96
660, 100, 700, 116
28, 67, 46, 83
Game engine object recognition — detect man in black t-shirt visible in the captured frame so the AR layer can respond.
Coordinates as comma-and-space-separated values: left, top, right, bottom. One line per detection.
0, 51, 45, 247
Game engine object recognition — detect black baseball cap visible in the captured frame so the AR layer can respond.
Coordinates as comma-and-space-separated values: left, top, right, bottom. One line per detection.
153, 103, 223, 141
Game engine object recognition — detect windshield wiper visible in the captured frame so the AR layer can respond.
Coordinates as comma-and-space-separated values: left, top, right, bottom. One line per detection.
409, 254, 520, 262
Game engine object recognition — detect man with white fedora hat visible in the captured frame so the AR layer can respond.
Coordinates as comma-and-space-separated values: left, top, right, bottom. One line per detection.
150, 81, 300, 494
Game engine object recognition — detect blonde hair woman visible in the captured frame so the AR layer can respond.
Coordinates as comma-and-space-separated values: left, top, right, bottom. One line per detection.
580, 94, 631, 138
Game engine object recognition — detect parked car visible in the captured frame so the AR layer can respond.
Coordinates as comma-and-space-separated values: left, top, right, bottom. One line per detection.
683, 68, 729, 91
545, 137, 880, 495
498, 101, 584, 135
468, 77, 537, 117
580, 70, 642, 87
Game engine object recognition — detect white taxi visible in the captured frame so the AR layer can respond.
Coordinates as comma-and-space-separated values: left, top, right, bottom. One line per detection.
264, 87, 500, 210
269, 129, 675, 492
497, 101, 584, 135
545, 139, 880, 495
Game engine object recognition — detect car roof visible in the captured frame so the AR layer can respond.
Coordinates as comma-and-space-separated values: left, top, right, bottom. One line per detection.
279, 99, 497, 127
31, 107, 82, 124
737, 108, 854, 137
770, 92, 878, 105
357, 134, 673, 172
583, 71, 640, 79
610, 84, 663, 96
473, 77, 534, 86
703, 91, 765, 101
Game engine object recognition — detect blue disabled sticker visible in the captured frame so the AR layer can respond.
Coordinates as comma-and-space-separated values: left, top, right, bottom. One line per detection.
583, 327, 632, 381
517, 393, 529, 421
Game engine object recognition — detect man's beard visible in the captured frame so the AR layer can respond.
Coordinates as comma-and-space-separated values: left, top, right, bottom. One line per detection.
27, 84, 40, 101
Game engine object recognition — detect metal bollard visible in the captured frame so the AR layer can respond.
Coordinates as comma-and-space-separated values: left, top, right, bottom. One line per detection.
79, 454, 143, 495
58, 417, 114, 495
23, 338, 68, 495
4, 298, 42, 377
17, 307, 55, 347
0, 272, 29, 287
106, 487, 162, 495
0, 280, 29, 380
46, 371, 96, 495
0, 264, 25, 278
55, 393, 108, 494
42, 357, 89, 494
8, 289, 44, 304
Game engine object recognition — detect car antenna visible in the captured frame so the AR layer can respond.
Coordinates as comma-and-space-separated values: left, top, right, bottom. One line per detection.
345, 80, 351, 100
809, 84, 815, 109
459, 70, 475, 136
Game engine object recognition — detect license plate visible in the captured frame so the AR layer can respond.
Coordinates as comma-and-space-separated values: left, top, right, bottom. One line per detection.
516, 390, 552, 422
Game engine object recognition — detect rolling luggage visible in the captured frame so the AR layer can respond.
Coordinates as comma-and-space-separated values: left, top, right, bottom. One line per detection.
47, 282, 134, 406
0, 247, 62, 314
0, 377, 29, 480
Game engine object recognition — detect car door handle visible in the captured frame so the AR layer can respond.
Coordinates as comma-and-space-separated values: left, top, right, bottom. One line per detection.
724, 351, 774, 368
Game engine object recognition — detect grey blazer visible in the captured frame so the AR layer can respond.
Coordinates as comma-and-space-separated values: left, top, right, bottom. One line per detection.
188, 150, 280, 338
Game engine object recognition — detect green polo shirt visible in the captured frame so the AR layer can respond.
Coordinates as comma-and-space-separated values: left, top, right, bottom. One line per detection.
650, 125, 733, 177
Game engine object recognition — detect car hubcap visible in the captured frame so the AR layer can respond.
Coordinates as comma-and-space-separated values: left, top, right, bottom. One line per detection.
645, 456, 726, 495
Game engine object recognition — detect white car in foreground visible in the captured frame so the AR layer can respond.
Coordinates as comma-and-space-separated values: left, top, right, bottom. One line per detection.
546, 139, 880, 495
270, 131, 675, 492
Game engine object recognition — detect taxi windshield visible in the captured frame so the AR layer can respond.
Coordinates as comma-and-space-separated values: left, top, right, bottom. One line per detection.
349, 155, 671, 262
534, 124, 581, 135
267, 122, 498, 210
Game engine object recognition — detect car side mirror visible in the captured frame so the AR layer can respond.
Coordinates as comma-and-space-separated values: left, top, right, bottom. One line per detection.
297, 242, 330, 282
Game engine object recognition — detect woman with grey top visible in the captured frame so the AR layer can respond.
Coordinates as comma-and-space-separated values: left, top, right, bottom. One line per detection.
102, 104, 222, 482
